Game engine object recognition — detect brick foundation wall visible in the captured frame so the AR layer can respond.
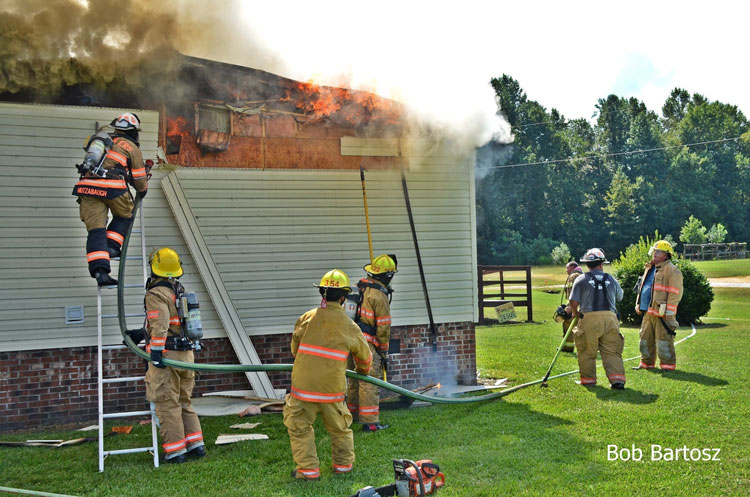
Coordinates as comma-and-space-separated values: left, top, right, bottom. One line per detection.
0, 321, 474, 432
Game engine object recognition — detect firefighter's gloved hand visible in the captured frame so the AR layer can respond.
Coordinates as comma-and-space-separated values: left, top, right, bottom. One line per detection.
150, 350, 166, 369
378, 351, 389, 370
136, 189, 148, 200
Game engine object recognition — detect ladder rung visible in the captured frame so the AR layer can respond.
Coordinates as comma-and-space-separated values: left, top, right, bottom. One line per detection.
131, 229, 142, 233
103, 447, 153, 456
103, 376, 145, 383
103, 410, 152, 419
101, 313, 144, 319
124, 283, 145, 288
102, 344, 126, 350
111, 256, 144, 261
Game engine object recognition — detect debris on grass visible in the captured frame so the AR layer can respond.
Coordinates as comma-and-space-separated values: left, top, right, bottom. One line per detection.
215, 434, 268, 445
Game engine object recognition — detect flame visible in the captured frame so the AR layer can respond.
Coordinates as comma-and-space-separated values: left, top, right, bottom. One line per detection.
436, 383, 442, 389
167, 115, 192, 137
282, 79, 403, 126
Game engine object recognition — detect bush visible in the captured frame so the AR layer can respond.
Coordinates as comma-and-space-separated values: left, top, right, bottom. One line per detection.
612, 232, 714, 325
550, 242, 572, 265
706, 223, 728, 243
679, 215, 707, 244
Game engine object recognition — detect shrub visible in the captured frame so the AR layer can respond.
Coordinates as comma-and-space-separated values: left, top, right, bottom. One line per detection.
612, 232, 714, 325
550, 242, 572, 265
706, 223, 728, 243
679, 215, 707, 244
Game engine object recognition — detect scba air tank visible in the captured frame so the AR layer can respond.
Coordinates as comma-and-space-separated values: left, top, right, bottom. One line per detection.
182, 292, 203, 350
82, 131, 113, 176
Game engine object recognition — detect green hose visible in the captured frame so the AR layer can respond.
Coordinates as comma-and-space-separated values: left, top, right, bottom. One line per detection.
117, 197, 567, 404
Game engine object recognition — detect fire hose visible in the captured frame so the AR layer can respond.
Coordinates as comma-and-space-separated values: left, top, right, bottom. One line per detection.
117, 197, 697, 404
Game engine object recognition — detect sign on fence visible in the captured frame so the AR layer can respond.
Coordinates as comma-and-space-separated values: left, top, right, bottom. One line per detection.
495, 302, 518, 323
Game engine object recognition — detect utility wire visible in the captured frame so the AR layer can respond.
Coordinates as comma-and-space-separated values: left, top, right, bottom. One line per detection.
486, 136, 742, 170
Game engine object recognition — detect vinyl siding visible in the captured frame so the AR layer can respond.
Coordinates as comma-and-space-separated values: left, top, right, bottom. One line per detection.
167, 141, 477, 335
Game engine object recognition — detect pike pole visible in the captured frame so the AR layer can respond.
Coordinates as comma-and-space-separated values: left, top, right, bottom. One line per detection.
360, 165, 374, 264
541, 315, 578, 387
360, 165, 386, 382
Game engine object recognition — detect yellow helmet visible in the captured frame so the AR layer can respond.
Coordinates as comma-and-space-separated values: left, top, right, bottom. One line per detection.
314, 269, 351, 292
364, 254, 398, 275
150, 247, 183, 278
648, 240, 674, 257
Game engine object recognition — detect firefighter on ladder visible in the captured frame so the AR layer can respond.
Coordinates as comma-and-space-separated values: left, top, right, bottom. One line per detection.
347, 254, 397, 432
633, 240, 683, 372
144, 248, 205, 464
72, 112, 150, 286
283, 269, 372, 480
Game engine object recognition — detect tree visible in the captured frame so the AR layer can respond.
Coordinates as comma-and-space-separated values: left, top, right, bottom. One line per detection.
550, 242, 572, 265
706, 223, 728, 243
679, 216, 707, 244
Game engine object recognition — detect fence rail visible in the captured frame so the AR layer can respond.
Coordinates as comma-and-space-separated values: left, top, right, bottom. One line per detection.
477, 265, 533, 324
682, 242, 747, 261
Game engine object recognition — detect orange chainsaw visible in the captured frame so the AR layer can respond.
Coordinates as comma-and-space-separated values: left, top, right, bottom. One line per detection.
350, 459, 445, 497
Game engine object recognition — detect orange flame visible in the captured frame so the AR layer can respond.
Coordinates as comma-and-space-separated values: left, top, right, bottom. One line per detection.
166, 115, 191, 137
436, 383, 442, 389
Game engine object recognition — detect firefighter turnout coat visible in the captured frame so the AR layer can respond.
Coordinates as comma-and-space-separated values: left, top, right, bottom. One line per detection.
283, 301, 372, 478
347, 278, 392, 424
73, 133, 149, 277
143, 279, 204, 460
634, 260, 684, 370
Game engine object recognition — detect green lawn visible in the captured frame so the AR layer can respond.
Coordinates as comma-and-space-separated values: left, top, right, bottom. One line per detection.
1, 284, 748, 496
692, 258, 750, 279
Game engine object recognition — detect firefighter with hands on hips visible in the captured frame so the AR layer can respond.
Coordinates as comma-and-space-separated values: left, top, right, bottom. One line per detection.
560, 261, 584, 352
72, 112, 151, 287
347, 254, 397, 432
633, 240, 683, 372
568, 248, 627, 390
283, 269, 372, 480
144, 247, 205, 464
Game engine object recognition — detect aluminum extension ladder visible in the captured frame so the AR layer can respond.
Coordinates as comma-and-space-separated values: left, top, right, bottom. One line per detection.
96, 205, 159, 471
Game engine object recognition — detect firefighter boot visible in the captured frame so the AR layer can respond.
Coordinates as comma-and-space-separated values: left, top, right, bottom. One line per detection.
94, 271, 118, 287
187, 445, 206, 459
362, 423, 389, 432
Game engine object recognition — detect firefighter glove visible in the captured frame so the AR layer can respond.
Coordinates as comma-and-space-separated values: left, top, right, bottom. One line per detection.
379, 351, 389, 371
150, 349, 166, 369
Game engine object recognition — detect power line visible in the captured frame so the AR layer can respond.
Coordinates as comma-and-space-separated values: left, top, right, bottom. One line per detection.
486, 136, 742, 170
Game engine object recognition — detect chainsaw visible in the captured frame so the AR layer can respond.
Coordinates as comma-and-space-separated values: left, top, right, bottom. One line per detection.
350, 459, 445, 497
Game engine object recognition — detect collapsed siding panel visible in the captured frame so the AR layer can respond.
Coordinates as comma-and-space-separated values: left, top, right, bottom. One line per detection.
0, 102, 222, 352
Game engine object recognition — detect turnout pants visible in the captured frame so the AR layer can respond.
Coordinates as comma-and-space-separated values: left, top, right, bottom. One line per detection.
346, 342, 383, 423
283, 394, 354, 478
562, 318, 576, 352
78, 195, 134, 277
144, 350, 204, 460
639, 313, 677, 370
573, 311, 626, 386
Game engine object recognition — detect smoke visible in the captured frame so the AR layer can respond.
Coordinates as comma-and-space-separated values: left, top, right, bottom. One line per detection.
1, 0, 512, 150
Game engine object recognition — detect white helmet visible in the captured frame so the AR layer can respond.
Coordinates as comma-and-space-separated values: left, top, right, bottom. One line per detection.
579, 248, 608, 264
111, 112, 141, 131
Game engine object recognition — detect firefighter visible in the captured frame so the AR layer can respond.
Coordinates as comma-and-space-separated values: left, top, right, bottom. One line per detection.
144, 247, 205, 464
347, 254, 396, 432
72, 112, 149, 286
568, 248, 626, 389
561, 261, 584, 352
633, 240, 683, 371
283, 269, 372, 480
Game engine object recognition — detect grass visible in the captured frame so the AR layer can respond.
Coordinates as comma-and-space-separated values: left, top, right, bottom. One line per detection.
692, 259, 750, 279
1, 281, 748, 496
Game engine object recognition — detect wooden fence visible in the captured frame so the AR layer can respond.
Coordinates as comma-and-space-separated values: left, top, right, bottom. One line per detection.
477, 265, 533, 324
683, 242, 747, 261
